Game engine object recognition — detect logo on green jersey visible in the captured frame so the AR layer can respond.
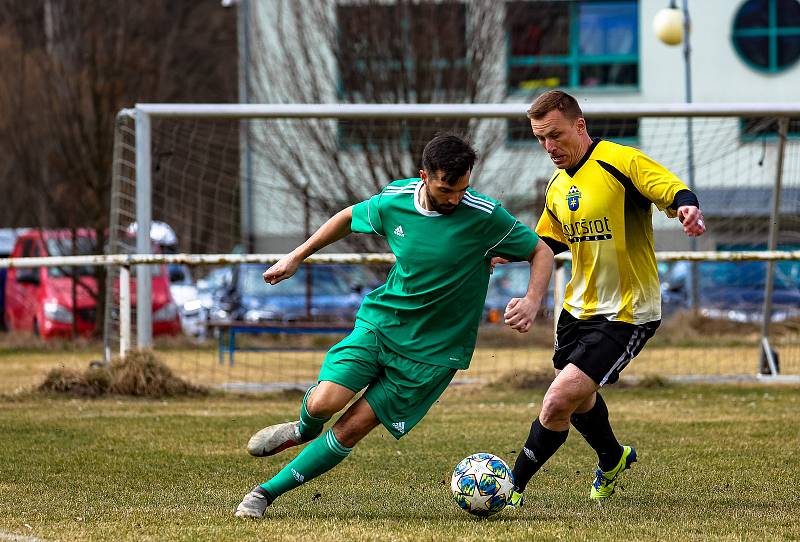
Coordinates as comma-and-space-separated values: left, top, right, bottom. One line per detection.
566, 185, 581, 211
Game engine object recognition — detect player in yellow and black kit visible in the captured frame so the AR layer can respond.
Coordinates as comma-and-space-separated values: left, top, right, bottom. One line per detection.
506, 90, 706, 507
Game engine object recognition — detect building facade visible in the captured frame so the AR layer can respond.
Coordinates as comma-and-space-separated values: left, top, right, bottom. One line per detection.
247, 0, 800, 252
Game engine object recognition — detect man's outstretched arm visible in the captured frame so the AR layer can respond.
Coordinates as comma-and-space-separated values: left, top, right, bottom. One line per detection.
263, 206, 354, 285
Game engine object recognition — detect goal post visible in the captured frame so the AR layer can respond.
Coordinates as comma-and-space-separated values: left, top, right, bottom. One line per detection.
107, 101, 800, 381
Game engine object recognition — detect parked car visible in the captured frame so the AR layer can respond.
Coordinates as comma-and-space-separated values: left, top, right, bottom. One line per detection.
0, 228, 25, 331
207, 263, 378, 325
4, 229, 181, 339
660, 260, 800, 323
167, 263, 207, 338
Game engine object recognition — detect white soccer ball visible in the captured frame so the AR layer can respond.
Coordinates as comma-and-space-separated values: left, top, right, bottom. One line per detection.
450, 452, 515, 517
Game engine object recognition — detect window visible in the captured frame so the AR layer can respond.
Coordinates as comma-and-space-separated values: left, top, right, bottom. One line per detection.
732, 0, 800, 73
741, 116, 800, 140
16, 238, 39, 282
337, 2, 467, 102
506, 1, 639, 92
47, 237, 97, 278
336, 2, 468, 147
508, 117, 640, 144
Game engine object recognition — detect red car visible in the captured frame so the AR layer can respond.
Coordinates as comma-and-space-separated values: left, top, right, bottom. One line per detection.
4, 229, 180, 339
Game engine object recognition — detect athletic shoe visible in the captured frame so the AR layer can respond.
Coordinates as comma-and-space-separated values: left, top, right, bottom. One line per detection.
247, 420, 305, 457
506, 489, 524, 510
590, 445, 637, 500
234, 486, 271, 518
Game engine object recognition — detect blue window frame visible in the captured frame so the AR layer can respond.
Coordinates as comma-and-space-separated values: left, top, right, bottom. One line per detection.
506, 0, 639, 93
732, 0, 800, 73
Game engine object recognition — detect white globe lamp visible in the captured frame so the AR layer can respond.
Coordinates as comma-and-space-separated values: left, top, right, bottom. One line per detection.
653, 7, 684, 46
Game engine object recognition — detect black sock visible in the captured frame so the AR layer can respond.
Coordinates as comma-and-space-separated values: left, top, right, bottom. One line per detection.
570, 393, 622, 472
511, 417, 568, 492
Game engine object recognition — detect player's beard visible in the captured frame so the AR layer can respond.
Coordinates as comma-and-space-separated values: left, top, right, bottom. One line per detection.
423, 185, 458, 215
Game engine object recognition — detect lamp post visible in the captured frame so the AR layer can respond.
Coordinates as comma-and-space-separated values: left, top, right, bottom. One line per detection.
654, 0, 699, 313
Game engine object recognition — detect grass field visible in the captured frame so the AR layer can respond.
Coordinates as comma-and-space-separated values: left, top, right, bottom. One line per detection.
2, 382, 800, 542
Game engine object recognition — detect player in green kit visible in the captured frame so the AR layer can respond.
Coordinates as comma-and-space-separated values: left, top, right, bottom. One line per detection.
235, 134, 554, 518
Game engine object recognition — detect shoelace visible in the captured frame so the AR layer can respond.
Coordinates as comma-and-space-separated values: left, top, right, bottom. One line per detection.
593, 469, 614, 489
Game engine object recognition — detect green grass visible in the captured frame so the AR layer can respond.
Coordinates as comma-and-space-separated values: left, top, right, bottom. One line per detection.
2, 384, 800, 541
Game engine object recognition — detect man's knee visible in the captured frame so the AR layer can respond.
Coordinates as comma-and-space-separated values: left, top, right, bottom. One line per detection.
540, 392, 575, 426
306, 382, 354, 418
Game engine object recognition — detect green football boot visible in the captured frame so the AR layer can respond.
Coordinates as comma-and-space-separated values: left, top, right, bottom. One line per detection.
505, 489, 524, 510
590, 445, 637, 500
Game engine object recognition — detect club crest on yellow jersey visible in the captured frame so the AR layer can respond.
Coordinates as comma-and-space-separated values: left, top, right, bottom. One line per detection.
566, 185, 581, 211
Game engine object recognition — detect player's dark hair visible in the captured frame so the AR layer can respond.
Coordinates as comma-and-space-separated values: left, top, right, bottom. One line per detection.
421, 134, 477, 185
527, 90, 583, 121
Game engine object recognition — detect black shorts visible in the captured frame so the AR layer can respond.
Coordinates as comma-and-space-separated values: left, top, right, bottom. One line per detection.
553, 310, 660, 386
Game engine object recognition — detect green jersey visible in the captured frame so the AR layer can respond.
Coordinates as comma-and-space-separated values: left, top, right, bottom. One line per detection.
350, 178, 539, 369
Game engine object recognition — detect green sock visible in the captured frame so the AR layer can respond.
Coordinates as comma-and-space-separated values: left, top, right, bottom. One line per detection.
299, 385, 329, 440
260, 428, 351, 501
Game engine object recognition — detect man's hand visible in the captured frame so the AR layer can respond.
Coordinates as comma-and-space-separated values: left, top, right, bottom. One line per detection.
263, 253, 302, 285
677, 205, 706, 237
490, 256, 510, 274
504, 296, 538, 333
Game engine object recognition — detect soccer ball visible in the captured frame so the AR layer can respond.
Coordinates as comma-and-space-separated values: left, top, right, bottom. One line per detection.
450, 452, 515, 517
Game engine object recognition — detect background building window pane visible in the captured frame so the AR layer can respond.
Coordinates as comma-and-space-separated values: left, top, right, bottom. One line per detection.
734, 0, 769, 29
777, 36, 800, 66
506, 0, 639, 91
509, 65, 569, 91
735, 36, 771, 68
586, 118, 640, 140
579, 63, 637, 87
507, 1, 570, 56
336, 2, 468, 147
409, 4, 467, 59
732, 0, 800, 71
777, 0, 800, 26
578, 2, 638, 56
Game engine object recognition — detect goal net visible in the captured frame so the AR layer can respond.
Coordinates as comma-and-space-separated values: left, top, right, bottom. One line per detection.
105, 103, 800, 389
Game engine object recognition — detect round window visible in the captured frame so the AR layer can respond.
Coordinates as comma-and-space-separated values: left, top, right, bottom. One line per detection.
732, 0, 800, 72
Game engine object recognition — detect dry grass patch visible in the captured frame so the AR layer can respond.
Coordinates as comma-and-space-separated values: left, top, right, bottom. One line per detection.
38, 349, 207, 398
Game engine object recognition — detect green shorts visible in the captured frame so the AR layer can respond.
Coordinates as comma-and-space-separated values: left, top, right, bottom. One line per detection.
318, 326, 456, 440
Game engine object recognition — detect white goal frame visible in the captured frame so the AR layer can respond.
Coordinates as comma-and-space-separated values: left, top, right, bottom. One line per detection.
124, 102, 800, 358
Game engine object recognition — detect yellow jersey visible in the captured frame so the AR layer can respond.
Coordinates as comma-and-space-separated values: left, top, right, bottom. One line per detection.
535, 139, 689, 324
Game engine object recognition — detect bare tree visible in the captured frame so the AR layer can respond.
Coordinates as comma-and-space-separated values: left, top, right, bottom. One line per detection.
247, 0, 507, 252
0, 0, 237, 335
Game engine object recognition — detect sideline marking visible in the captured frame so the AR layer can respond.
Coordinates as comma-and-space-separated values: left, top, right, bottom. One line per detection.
0, 530, 50, 542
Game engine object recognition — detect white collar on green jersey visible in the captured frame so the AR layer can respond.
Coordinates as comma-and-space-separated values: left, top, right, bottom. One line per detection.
414, 180, 443, 217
